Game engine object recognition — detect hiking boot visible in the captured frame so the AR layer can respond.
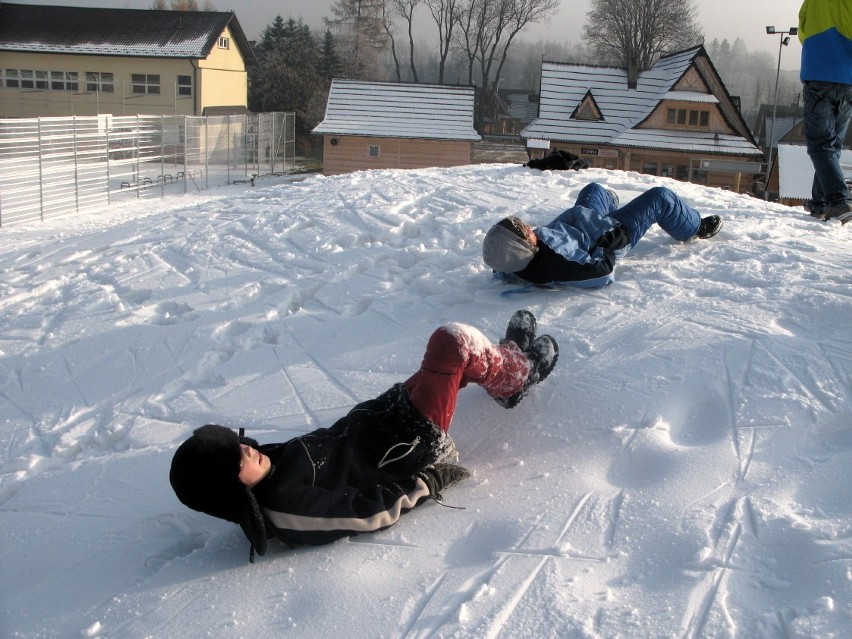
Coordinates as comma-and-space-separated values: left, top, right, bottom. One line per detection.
495, 335, 559, 409
501, 309, 536, 352
824, 200, 852, 224
804, 199, 827, 219
695, 215, 723, 239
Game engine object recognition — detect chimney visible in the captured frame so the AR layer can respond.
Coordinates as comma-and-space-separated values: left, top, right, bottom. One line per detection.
627, 58, 638, 90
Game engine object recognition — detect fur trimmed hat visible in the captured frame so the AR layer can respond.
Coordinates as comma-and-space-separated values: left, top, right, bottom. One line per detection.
170, 425, 268, 559
482, 216, 537, 273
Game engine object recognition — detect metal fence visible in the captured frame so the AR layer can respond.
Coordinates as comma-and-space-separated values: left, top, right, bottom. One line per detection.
0, 112, 295, 228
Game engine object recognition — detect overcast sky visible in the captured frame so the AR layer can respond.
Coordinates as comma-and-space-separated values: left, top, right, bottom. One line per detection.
12, 0, 803, 70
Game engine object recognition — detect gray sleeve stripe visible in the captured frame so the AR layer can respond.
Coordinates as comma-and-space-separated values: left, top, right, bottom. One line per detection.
262, 479, 431, 533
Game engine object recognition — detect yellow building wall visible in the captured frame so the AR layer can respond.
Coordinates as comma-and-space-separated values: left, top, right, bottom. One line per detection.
196, 26, 249, 111
0, 27, 248, 118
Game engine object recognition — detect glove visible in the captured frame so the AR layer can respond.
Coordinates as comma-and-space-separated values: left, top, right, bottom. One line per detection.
595, 224, 630, 252
418, 463, 470, 499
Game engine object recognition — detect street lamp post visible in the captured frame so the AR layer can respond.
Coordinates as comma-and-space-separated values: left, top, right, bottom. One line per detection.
764, 25, 798, 201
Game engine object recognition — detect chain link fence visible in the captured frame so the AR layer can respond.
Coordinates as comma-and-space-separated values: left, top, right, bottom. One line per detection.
0, 112, 295, 228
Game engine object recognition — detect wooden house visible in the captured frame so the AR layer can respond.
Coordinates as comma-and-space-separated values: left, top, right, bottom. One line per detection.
0, 3, 256, 118
312, 80, 481, 175
522, 46, 763, 193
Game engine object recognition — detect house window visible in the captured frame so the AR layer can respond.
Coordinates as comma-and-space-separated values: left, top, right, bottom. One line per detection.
86, 72, 114, 93
4, 69, 49, 89
131, 74, 160, 95
668, 107, 711, 129
641, 161, 658, 175
20, 70, 46, 89
218, 37, 230, 49
50, 71, 78, 91
4, 69, 20, 87
369, 145, 380, 157
177, 75, 192, 96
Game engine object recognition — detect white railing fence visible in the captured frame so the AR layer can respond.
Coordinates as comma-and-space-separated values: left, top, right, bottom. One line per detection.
0, 112, 295, 228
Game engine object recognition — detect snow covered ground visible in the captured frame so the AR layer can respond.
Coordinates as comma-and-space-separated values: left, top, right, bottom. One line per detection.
0, 164, 849, 638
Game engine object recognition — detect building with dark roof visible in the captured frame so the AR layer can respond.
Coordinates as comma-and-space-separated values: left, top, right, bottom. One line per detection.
0, 3, 257, 117
522, 46, 763, 193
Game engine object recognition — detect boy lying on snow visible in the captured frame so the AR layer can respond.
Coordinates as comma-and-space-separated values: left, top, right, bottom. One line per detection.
482, 182, 723, 289
170, 311, 558, 561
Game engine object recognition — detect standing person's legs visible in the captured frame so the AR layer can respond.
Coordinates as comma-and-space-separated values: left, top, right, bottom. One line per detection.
610, 187, 700, 247
573, 182, 618, 215
803, 81, 852, 208
404, 324, 531, 432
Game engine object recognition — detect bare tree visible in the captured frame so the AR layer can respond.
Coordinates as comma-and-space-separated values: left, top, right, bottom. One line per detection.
425, 0, 461, 84
169, 0, 199, 9
326, 0, 391, 80
583, 0, 703, 74
150, 0, 215, 9
388, 0, 422, 82
455, 0, 559, 128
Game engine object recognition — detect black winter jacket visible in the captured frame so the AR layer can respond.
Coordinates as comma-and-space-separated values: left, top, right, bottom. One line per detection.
251, 383, 454, 547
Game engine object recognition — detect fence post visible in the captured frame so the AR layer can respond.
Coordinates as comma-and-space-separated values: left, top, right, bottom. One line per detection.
38, 118, 45, 221
205, 117, 209, 190
106, 117, 112, 205
227, 115, 231, 185
184, 116, 188, 195
73, 116, 80, 212
135, 115, 140, 200
160, 114, 165, 198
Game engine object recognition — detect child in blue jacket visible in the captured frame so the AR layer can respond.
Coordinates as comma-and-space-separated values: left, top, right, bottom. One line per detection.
482, 183, 722, 289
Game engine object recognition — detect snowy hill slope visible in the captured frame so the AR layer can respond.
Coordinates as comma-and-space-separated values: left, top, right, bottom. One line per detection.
0, 164, 849, 638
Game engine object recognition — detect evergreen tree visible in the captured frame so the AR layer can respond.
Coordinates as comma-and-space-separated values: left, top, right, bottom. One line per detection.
258, 15, 287, 54
318, 29, 344, 83
249, 18, 327, 141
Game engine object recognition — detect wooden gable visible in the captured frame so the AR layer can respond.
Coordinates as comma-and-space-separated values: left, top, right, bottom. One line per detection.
570, 90, 605, 121
672, 67, 711, 93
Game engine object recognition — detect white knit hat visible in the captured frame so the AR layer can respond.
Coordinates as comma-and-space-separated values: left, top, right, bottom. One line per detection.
482, 218, 537, 273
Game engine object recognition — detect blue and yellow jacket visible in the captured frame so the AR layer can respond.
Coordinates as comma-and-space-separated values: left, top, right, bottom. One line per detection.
799, 0, 852, 83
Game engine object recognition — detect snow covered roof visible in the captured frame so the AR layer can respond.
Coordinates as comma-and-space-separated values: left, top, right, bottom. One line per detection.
522, 46, 760, 157
505, 92, 539, 125
663, 91, 719, 103
312, 80, 481, 142
617, 128, 760, 155
762, 115, 799, 147
0, 3, 256, 63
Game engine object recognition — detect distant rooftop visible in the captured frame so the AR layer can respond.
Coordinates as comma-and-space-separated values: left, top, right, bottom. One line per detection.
0, 3, 256, 63
313, 80, 481, 142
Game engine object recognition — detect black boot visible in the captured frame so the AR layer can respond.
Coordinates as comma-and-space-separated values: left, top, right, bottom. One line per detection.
495, 335, 559, 409
501, 309, 537, 352
695, 215, 723, 239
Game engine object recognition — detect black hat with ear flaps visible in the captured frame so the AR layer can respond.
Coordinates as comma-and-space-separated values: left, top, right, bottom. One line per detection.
170, 424, 268, 560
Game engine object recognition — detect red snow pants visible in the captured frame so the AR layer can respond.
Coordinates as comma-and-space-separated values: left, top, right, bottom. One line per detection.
404, 324, 531, 432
